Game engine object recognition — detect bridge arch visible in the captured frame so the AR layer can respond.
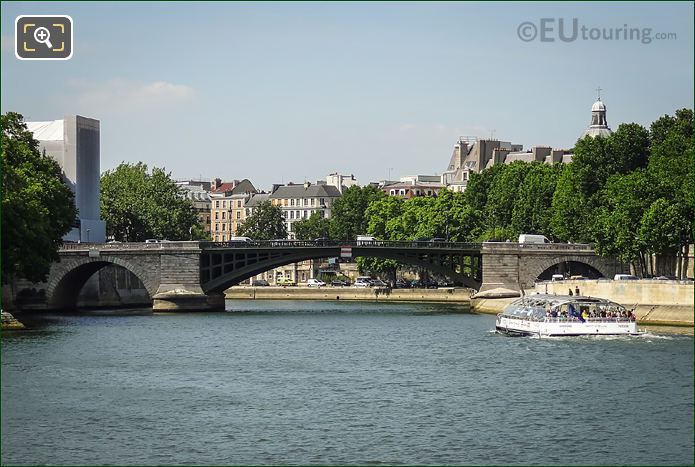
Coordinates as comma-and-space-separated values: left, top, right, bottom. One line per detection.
46, 256, 157, 309
525, 255, 616, 285
201, 246, 482, 293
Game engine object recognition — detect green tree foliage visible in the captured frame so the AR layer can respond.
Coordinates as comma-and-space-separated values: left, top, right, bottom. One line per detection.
292, 212, 331, 240
100, 162, 201, 241
485, 162, 533, 240
329, 185, 385, 240
1, 112, 77, 283
511, 163, 560, 238
236, 200, 287, 240
591, 170, 654, 270
550, 164, 590, 243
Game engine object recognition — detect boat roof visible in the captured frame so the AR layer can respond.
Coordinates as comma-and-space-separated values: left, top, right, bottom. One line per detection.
510, 294, 620, 307
502, 294, 626, 319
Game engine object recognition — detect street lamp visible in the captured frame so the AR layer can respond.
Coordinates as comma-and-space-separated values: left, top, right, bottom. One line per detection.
86, 229, 91, 243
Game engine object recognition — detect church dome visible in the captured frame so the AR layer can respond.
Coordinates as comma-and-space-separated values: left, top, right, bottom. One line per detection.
591, 99, 606, 112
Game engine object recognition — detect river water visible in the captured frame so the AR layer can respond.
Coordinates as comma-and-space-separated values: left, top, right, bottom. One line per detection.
2, 300, 693, 465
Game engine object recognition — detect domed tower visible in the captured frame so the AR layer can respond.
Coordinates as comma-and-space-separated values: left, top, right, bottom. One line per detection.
583, 88, 612, 138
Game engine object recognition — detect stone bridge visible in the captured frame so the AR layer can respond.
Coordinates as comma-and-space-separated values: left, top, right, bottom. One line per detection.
11, 240, 624, 312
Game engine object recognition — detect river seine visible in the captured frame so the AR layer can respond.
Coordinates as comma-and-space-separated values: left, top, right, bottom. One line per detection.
2, 300, 693, 465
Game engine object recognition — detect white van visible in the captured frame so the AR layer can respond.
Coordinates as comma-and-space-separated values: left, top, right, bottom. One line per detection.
551, 274, 564, 281
614, 274, 639, 281
356, 235, 377, 246
518, 234, 550, 244
228, 236, 252, 243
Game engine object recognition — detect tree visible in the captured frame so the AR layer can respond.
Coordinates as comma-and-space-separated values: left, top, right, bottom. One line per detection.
485, 162, 532, 240
236, 200, 287, 240
292, 212, 331, 240
550, 164, 591, 243
100, 163, 202, 241
511, 163, 560, 238
329, 185, 385, 240
591, 170, 655, 275
1, 112, 77, 283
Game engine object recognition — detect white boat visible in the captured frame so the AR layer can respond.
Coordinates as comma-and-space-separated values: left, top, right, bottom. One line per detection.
495, 294, 644, 337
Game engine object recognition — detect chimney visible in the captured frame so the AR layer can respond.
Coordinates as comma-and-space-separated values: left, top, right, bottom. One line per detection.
212, 178, 222, 190
304, 181, 311, 189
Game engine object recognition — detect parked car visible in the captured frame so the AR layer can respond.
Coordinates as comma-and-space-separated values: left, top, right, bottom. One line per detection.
277, 277, 296, 286
551, 274, 564, 281
145, 239, 160, 243
569, 275, 588, 280
330, 280, 350, 287
429, 237, 447, 244
395, 278, 411, 289
614, 274, 639, 281
354, 277, 372, 288
306, 278, 326, 287
653, 275, 677, 280
252, 279, 269, 286
370, 279, 388, 288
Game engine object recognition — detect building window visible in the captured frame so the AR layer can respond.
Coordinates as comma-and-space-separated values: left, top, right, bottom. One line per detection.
215, 201, 220, 208
215, 224, 219, 231
291, 199, 295, 206
236, 211, 241, 219
320, 198, 325, 205
215, 212, 219, 220
310, 198, 315, 206
303, 199, 308, 206
290, 211, 294, 219
222, 224, 226, 231
206, 216, 210, 223
222, 211, 226, 219
304, 210, 308, 218
390, 190, 395, 195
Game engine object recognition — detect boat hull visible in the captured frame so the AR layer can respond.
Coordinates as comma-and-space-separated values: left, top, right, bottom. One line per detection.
496, 315, 641, 337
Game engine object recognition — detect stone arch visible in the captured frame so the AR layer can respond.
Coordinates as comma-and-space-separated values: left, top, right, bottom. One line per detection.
46, 256, 158, 309
523, 255, 616, 287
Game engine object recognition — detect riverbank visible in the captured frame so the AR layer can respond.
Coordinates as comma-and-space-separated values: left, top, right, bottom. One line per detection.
1, 310, 25, 330
225, 286, 472, 303
225, 283, 693, 328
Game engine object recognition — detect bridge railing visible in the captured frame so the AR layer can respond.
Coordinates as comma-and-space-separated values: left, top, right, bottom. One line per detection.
199, 240, 484, 250
59, 241, 202, 251
482, 242, 595, 252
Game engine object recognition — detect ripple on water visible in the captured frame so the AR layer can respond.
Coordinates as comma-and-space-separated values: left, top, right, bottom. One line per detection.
1, 301, 692, 466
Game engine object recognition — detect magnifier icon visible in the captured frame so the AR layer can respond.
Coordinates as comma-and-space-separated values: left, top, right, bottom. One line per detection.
33, 27, 53, 49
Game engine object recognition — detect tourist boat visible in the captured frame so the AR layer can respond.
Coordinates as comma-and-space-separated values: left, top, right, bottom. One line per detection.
495, 294, 643, 337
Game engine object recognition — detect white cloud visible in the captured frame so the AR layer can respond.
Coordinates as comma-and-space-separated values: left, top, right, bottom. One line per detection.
60, 78, 195, 113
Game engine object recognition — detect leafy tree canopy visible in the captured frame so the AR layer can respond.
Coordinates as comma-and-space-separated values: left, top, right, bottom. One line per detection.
236, 200, 287, 240
2, 112, 77, 283
293, 212, 331, 240
100, 162, 202, 241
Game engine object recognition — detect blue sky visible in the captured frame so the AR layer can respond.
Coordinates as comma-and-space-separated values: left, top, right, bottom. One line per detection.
2, 2, 693, 189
